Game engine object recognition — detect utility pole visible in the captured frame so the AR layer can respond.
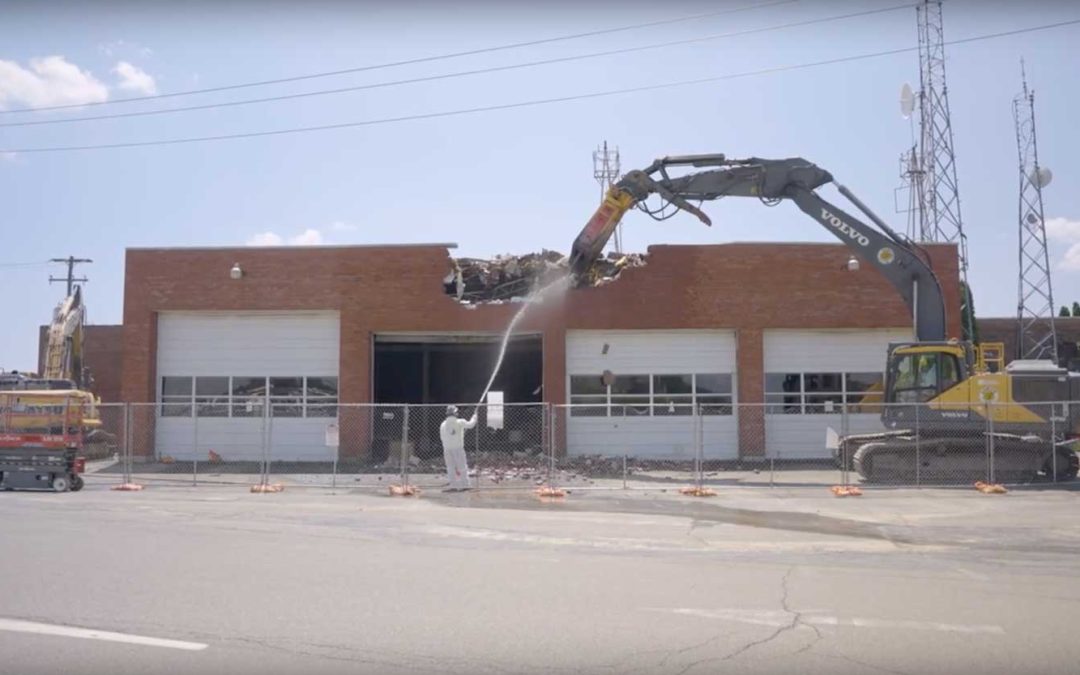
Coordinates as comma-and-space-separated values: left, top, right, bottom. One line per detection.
593, 141, 622, 254
1013, 61, 1057, 362
49, 256, 91, 296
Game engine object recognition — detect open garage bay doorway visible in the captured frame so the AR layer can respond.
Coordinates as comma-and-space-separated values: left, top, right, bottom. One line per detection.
373, 334, 543, 461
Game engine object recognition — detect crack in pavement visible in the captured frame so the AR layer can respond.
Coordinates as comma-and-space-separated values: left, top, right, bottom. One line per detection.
821, 651, 914, 675
675, 567, 812, 675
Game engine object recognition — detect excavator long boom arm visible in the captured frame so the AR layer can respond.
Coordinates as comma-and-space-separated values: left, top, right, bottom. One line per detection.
568, 155, 948, 343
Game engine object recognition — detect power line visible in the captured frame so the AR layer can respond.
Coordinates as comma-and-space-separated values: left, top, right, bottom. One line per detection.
0, 4, 914, 129
0, 0, 796, 115
5, 17, 1078, 155
0, 260, 51, 268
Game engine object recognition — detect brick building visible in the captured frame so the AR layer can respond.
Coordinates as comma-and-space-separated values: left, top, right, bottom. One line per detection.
65, 242, 961, 462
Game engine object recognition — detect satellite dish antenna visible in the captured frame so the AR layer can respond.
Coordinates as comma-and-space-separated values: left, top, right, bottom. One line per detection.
900, 83, 915, 119
1032, 166, 1053, 188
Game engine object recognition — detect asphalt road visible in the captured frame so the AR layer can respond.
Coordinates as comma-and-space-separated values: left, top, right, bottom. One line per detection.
1, 483, 1079, 675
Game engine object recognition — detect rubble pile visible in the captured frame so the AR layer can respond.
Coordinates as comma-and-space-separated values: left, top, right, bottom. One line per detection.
444, 250, 647, 303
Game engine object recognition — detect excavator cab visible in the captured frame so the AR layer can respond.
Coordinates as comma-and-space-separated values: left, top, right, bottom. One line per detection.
885, 343, 971, 405
880, 342, 977, 430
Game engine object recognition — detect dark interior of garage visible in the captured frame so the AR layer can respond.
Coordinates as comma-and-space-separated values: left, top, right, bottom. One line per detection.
374, 335, 542, 405
372, 335, 544, 460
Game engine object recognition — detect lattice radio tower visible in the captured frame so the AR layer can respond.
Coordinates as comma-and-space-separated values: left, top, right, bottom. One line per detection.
593, 141, 622, 254
1013, 61, 1058, 362
897, 1, 974, 340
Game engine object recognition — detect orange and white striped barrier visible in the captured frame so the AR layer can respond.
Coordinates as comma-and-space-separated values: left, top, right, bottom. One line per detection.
830, 485, 863, 497
974, 481, 1007, 494
535, 485, 567, 499
111, 483, 144, 492
250, 483, 285, 493
679, 486, 717, 497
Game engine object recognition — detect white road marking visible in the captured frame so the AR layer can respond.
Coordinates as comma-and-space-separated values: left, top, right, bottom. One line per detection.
651, 608, 1004, 635
0, 618, 208, 651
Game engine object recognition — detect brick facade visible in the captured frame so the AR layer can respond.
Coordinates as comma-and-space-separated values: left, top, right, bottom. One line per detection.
113, 242, 960, 458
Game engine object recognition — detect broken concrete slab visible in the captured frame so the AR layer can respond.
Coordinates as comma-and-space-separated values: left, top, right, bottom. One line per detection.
445, 250, 646, 303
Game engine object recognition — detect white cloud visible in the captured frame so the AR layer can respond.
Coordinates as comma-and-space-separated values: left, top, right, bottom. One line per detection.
112, 61, 157, 95
1039, 217, 1080, 272
246, 232, 284, 246
0, 56, 109, 109
1061, 242, 1080, 272
246, 229, 325, 247
289, 228, 324, 245
330, 221, 358, 232
0, 151, 15, 163
1045, 217, 1080, 243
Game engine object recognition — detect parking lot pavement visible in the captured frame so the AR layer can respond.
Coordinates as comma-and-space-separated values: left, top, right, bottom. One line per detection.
1, 483, 1079, 675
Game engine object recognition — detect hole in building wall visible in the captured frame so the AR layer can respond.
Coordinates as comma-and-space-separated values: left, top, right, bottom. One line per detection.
443, 251, 647, 304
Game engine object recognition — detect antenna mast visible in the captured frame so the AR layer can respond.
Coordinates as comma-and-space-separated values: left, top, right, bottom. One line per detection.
1014, 61, 1058, 362
593, 141, 622, 254
899, 1, 974, 340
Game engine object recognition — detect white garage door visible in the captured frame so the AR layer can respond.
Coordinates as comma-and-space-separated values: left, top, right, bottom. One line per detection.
566, 330, 738, 460
155, 312, 340, 462
763, 329, 911, 459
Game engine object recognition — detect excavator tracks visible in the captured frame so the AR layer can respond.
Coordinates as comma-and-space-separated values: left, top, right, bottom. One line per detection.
850, 435, 1079, 484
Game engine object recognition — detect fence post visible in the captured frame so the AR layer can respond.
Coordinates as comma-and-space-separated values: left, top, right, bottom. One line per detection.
261, 398, 269, 486
914, 402, 921, 488
193, 411, 199, 487
123, 402, 132, 485
986, 403, 995, 484
840, 402, 848, 488
401, 404, 410, 489
1051, 407, 1057, 484
548, 404, 557, 489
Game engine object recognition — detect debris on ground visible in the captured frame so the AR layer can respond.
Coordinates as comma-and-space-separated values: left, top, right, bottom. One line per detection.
974, 481, 1007, 494
446, 250, 647, 303
830, 485, 863, 497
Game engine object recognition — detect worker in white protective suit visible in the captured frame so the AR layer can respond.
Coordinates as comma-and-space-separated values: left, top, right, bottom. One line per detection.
439, 405, 477, 491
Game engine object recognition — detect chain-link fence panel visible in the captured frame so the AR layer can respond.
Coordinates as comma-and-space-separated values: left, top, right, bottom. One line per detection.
984, 402, 1077, 486
552, 404, 701, 490
395, 403, 549, 490
838, 402, 990, 487
698, 403, 843, 488
81, 402, 127, 486
264, 403, 342, 489
265, 404, 409, 491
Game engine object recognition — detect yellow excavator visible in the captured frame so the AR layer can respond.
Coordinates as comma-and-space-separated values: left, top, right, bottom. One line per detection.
568, 154, 1079, 483
0, 286, 102, 492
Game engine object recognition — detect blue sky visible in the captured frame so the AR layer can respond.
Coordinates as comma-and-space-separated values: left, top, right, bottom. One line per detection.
2, 0, 1079, 371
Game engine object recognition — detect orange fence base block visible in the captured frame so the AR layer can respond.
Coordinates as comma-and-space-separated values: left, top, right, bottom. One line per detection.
679, 486, 717, 497
389, 484, 420, 496
974, 481, 1008, 494
250, 483, 285, 494
830, 486, 863, 497
535, 485, 567, 499
111, 483, 144, 492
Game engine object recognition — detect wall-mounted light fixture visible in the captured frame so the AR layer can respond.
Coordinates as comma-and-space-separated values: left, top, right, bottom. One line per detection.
230, 262, 243, 280
845, 256, 860, 272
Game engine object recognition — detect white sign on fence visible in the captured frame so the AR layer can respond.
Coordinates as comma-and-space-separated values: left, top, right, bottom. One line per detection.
325, 423, 340, 448
487, 391, 504, 430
